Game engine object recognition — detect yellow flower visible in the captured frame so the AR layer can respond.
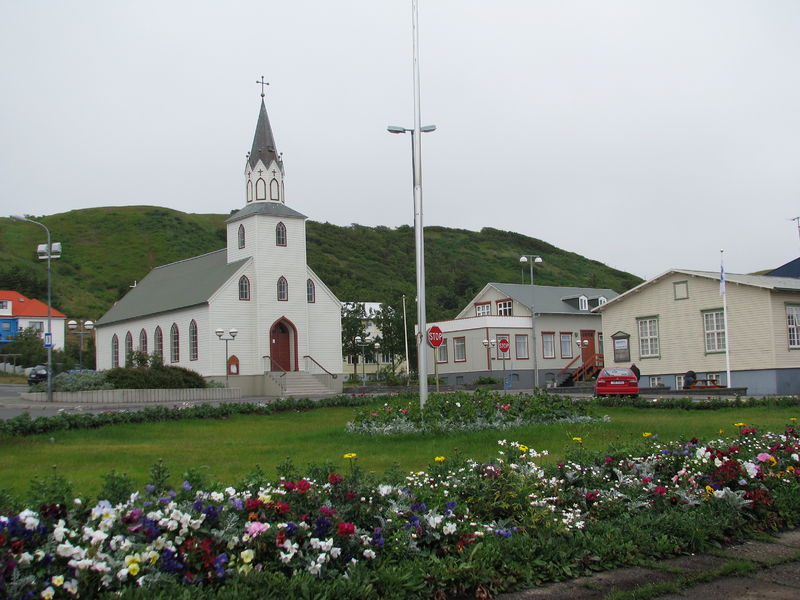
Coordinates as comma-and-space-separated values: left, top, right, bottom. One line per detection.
705, 485, 715, 495
41, 587, 55, 600
787, 465, 796, 473
572, 437, 583, 444
51, 575, 64, 587
719, 429, 725, 435
240, 549, 255, 564
518, 445, 529, 453
128, 563, 140, 576
790, 417, 798, 422
770, 456, 778, 466
734, 422, 746, 427
343, 452, 358, 460
434, 456, 445, 462
642, 432, 652, 438
124, 554, 140, 567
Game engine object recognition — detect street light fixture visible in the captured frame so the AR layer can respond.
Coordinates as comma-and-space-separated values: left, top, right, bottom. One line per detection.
483, 338, 507, 391
355, 335, 377, 384
519, 254, 543, 390
215, 328, 238, 387
11, 215, 60, 402
67, 319, 94, 370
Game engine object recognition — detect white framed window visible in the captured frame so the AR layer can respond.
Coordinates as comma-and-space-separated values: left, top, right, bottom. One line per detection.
637, 318, 660, 358
125, 331, 133, 364
307, 279, 315, 303
673, 281, 689, 300
239, 276, 251, 301
707, 372, 720, 384
111, 334, 119, 368
270, 178, 280, 201
515, 334, 529, 359
560, 333, 573, 359
703, 311, 726, 352
189, 320, 198, 361
475, 303, 490, 317
788, 305, 800, 348
542, 333, 555, 359
675, 375, 684, 390
238, 224, 246, 249
579, 296, 588, 311
436, 339, 448, 363
496, 300, 513, 316
277, 277, 288, 301
598, 296, 607, 306
454, 337, 466, 362
170, 323, 180, 363
154, 327, 163, 361
246, 180, 253, 203
649, 375, 662, 387
276, 222, 287, 246
29, 321, 44, 333
256, 178, 266, 200
139, 329, 148, 353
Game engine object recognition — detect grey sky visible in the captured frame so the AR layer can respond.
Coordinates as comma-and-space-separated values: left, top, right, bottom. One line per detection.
2, 1, 799, 281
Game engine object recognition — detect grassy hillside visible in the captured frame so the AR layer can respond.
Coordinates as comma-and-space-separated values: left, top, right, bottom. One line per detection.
0, 207, 643, 321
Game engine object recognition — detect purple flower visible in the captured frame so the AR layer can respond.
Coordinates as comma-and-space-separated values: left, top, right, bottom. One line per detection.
145, 484, 155, 494
182, 481, 192, 491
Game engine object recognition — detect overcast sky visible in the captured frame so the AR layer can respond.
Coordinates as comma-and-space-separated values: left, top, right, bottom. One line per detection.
2, 1, 799, 281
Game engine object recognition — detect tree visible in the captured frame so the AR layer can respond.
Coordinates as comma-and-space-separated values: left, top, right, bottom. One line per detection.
373, 301, 409, 375
341, 302, 367, 381
2, 327, 47, 367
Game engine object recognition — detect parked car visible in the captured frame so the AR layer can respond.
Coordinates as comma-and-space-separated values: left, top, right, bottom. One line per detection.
595, 367, 639, 397
27, 365, 49, 385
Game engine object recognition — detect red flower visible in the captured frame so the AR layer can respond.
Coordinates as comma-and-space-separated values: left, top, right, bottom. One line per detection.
653, 486, 668, 496
338, 522, 356, 536
328, 473, 343, 485
296, 480, 311, 493
642, 477, 652, 484
245, 498, 263, 512
320, 506, 337, 517
282, 481, 297, 492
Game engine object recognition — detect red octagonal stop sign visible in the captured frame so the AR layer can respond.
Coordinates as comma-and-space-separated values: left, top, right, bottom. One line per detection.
428, 326, 444, 348
498, 338, 511, 353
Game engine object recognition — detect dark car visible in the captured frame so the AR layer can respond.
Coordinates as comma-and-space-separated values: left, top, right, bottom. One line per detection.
27, 365, 49, 385
595, 367, 639, 397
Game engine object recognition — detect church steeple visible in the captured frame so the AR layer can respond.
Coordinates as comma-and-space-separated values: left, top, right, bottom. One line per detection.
245, 80, 285, 205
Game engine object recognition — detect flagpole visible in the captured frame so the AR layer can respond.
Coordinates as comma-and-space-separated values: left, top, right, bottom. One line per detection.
721, 249, 731, 388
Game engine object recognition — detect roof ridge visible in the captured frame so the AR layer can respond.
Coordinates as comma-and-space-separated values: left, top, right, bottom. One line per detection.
154, 248, 226, 270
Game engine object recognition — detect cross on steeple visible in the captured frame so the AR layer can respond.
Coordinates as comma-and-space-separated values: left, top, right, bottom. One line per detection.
256, 76, 269, 97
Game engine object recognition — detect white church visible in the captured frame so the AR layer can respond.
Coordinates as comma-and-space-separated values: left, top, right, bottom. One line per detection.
94, 94, 344, 396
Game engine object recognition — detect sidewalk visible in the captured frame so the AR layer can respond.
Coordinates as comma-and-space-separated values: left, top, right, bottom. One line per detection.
499, 529, 800, 600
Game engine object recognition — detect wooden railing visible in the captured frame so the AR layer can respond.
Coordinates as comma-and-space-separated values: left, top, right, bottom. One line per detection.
262, 355, 288, 375
303, 355, 338, 379
555, 352, 605, 384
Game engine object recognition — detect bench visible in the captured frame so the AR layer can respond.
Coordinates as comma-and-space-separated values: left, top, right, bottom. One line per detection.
685, 379, 724, 389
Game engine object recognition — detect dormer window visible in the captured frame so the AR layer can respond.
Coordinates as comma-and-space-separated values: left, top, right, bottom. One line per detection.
276, 222, 287, 246
238, 224, 246, 249
579, 296, 589, 311
598, 296, 607, 306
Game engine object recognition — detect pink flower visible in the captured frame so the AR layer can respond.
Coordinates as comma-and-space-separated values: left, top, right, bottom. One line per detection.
757, 452, 773, 463
246, 521, 270, 538
653, 486, 668, 496
604, 456, 613, 464
400, 409, 408, 414
371, 412, 378, 417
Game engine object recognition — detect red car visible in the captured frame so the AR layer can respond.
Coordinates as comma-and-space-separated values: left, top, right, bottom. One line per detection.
595, 367, 639, 397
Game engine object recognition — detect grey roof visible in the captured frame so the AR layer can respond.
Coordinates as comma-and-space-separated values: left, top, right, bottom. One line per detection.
597, 268, 800, 311
225, 201, 306, 224
95, 250, 249, 327
248, 99, 282, 171
488, 283, 618, 314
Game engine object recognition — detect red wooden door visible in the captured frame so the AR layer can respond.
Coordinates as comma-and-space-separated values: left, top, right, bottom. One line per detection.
580, 330, 595, 366
270, 322, 291, 371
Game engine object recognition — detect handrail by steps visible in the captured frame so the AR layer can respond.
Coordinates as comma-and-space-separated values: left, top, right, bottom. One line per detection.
303, 355, 338, 379
262, 355, 288, 376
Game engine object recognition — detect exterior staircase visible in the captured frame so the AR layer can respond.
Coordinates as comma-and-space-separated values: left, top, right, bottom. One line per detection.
279, 371, 335, 397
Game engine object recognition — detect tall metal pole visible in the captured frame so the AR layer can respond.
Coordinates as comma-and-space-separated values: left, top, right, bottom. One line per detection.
411, 0, 428, 409
402, 294, 410, 379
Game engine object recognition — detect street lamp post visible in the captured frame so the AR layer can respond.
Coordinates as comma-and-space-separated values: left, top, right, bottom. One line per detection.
519, 255, 543, 390
67, 319, 94, 370
482, 338, 502, 389
387, 0, 434, 410
355, 335, 372, 384
215, 328, 238, 387
11, 215, 61, 402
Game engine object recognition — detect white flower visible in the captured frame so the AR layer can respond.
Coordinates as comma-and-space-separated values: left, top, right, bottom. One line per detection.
378, 485, 393, 496
330, 547, 342, 559
116, 568, 129, 581
363, 549, 376, 559
743, 462, 759, 478
209, 492, 224, 502
18, 552, 33, 565
19, 509, 39, 530
308, 562, 322, 575
41, 586, 55, 599
443, 522, 457, 535
225, 486, 236, 496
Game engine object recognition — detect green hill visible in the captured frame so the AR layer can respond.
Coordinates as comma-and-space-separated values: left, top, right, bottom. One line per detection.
0, 207, 643, 321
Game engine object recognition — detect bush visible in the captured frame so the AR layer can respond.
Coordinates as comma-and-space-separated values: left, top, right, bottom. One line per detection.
105, 364, 207, 390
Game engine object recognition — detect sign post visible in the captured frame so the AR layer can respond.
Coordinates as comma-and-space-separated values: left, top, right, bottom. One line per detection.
498, 338, 510, 391
428, 326, 443, 393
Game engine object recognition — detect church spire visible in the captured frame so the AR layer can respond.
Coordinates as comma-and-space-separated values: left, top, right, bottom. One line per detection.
247, 81, 282, 172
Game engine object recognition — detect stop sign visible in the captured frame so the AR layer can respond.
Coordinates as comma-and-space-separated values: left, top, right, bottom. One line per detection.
428, 326, 444, 348
498, 338, 511, 353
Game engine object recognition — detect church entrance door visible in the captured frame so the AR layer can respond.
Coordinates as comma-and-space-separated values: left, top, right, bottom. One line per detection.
270, 321, 292, 371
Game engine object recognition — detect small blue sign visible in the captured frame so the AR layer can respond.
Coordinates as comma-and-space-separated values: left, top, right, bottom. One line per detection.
43, 332, 53, 348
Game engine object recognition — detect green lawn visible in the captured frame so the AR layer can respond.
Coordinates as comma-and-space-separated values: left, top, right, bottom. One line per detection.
1, 403, 796, 498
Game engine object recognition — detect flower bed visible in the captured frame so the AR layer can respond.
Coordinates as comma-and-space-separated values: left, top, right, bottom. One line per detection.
346, 390, 604, 435
2, 421, 800, 599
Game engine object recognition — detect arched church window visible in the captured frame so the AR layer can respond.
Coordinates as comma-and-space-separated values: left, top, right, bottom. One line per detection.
189, 320, 198, 361
125, 331, 133, 365
238, 224, 246, 249
239, 276, 250, 301
246, 181, 253, 203
270, 178, 280, 201
139, 329, 148, 353
170, 323, 180, 363
307, 279, 315, 303
154, 327, 163, 361
256, 178, 266, 200
276, 222, 287, 246
111, 334, 119, 368
277, 276, 288, 301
